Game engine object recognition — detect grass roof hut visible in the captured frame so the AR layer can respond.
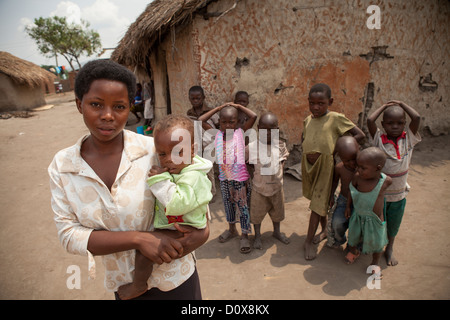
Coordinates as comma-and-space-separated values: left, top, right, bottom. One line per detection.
112, 0, 212, 119
112, 0, 450, 147
0, 51, 56, 112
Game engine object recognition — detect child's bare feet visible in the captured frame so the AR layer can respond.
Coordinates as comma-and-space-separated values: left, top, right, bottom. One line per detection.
368, 265, 382, 280
254, 235, 263, 250
385, 246, 398, 266
312, 230, 327, 244
304, 241, 317, 260
273, 231, 290, 244
117, 282, 148, 300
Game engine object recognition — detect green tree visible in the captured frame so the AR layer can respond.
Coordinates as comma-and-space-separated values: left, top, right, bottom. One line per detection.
25, 16, 102, 71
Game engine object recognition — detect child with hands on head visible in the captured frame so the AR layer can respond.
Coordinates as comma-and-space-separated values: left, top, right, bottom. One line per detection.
199, 102, 257, 253
367, 100, 421, 266
233, 91, 250, 129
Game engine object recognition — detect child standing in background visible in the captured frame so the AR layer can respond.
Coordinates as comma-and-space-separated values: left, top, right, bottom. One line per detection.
143, 81, 154, 129
186, 86, 219, 130
328, 136, 360, 248
186, 85, 219, 197
367, 100, 421, 266
234, 91, 250, 129
301, 83, 365, 260
199, 103, 257, 253
248, 112, 290, 249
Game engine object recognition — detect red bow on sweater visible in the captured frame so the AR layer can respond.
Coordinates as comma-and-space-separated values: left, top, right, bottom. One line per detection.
380, 131, 407, 159
167, 215, 184, 224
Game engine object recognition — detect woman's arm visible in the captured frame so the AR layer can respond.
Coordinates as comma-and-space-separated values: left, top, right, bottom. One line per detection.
131, 222, 210, 260
87, 230, 184, 265
50, 160, 184, 265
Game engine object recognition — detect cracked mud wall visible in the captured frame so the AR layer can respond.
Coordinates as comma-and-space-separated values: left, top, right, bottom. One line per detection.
157, 0, 449, 148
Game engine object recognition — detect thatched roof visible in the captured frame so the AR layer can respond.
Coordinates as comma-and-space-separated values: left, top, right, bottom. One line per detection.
0, 51, 55, 88
111, 0, 213, 68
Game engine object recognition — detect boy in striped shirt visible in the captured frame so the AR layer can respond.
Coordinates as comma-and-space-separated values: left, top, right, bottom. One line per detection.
367, 100, 421, 266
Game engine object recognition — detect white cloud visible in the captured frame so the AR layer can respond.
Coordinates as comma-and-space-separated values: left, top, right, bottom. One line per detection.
83, 0, 124, 25
47, 0, 131, 49
81, 0, 131, 48
18, 17, 34, 32
13, 0, 145, 66
50, 1, 82, 25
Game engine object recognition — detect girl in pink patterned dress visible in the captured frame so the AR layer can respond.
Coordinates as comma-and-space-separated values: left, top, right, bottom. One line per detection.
199, 102, 257, 253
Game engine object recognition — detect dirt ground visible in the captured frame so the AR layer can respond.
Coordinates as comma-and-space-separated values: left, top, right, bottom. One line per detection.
0, 92, 449, 300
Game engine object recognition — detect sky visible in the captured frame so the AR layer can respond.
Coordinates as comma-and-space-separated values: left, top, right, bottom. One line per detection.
0, 0, 151, 69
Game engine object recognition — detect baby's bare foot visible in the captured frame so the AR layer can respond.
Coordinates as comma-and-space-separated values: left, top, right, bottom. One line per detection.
117, 282, 148, 300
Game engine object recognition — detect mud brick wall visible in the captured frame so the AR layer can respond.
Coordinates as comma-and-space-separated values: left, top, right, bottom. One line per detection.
156, 0, 449, 149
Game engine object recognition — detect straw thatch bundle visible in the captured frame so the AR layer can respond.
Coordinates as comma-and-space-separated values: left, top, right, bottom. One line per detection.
0, 51, 55, 88
112, 0, 212, 68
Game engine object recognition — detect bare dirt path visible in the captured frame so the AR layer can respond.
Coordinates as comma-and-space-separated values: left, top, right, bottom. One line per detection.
0, 93, 448, 299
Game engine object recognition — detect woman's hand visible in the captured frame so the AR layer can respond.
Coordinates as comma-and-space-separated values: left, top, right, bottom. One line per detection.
88, 229, 183, 265
173, 222, 210, 256
135, 231, 184, 265
87, 222, 209, 265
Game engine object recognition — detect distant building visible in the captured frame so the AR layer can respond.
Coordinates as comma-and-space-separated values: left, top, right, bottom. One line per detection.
0, 51, 56, 112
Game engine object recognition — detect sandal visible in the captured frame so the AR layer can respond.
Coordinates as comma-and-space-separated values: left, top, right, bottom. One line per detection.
240, 237, 251, 254
218, 230, 237, 243
345, 251, 360, 264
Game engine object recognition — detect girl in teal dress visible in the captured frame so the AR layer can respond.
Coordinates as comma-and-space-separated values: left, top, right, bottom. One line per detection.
345, 147, 392, 273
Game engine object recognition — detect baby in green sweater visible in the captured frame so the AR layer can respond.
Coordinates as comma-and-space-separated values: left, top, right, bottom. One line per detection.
118, 114, 213, 300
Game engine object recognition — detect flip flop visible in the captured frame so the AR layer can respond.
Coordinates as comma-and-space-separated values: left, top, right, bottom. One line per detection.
240, 237, 251, 254
218, 230, 237, 243
345, 251, 360, 264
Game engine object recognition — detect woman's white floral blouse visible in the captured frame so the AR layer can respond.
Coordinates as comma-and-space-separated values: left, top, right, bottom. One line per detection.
48, 130, 195, 292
